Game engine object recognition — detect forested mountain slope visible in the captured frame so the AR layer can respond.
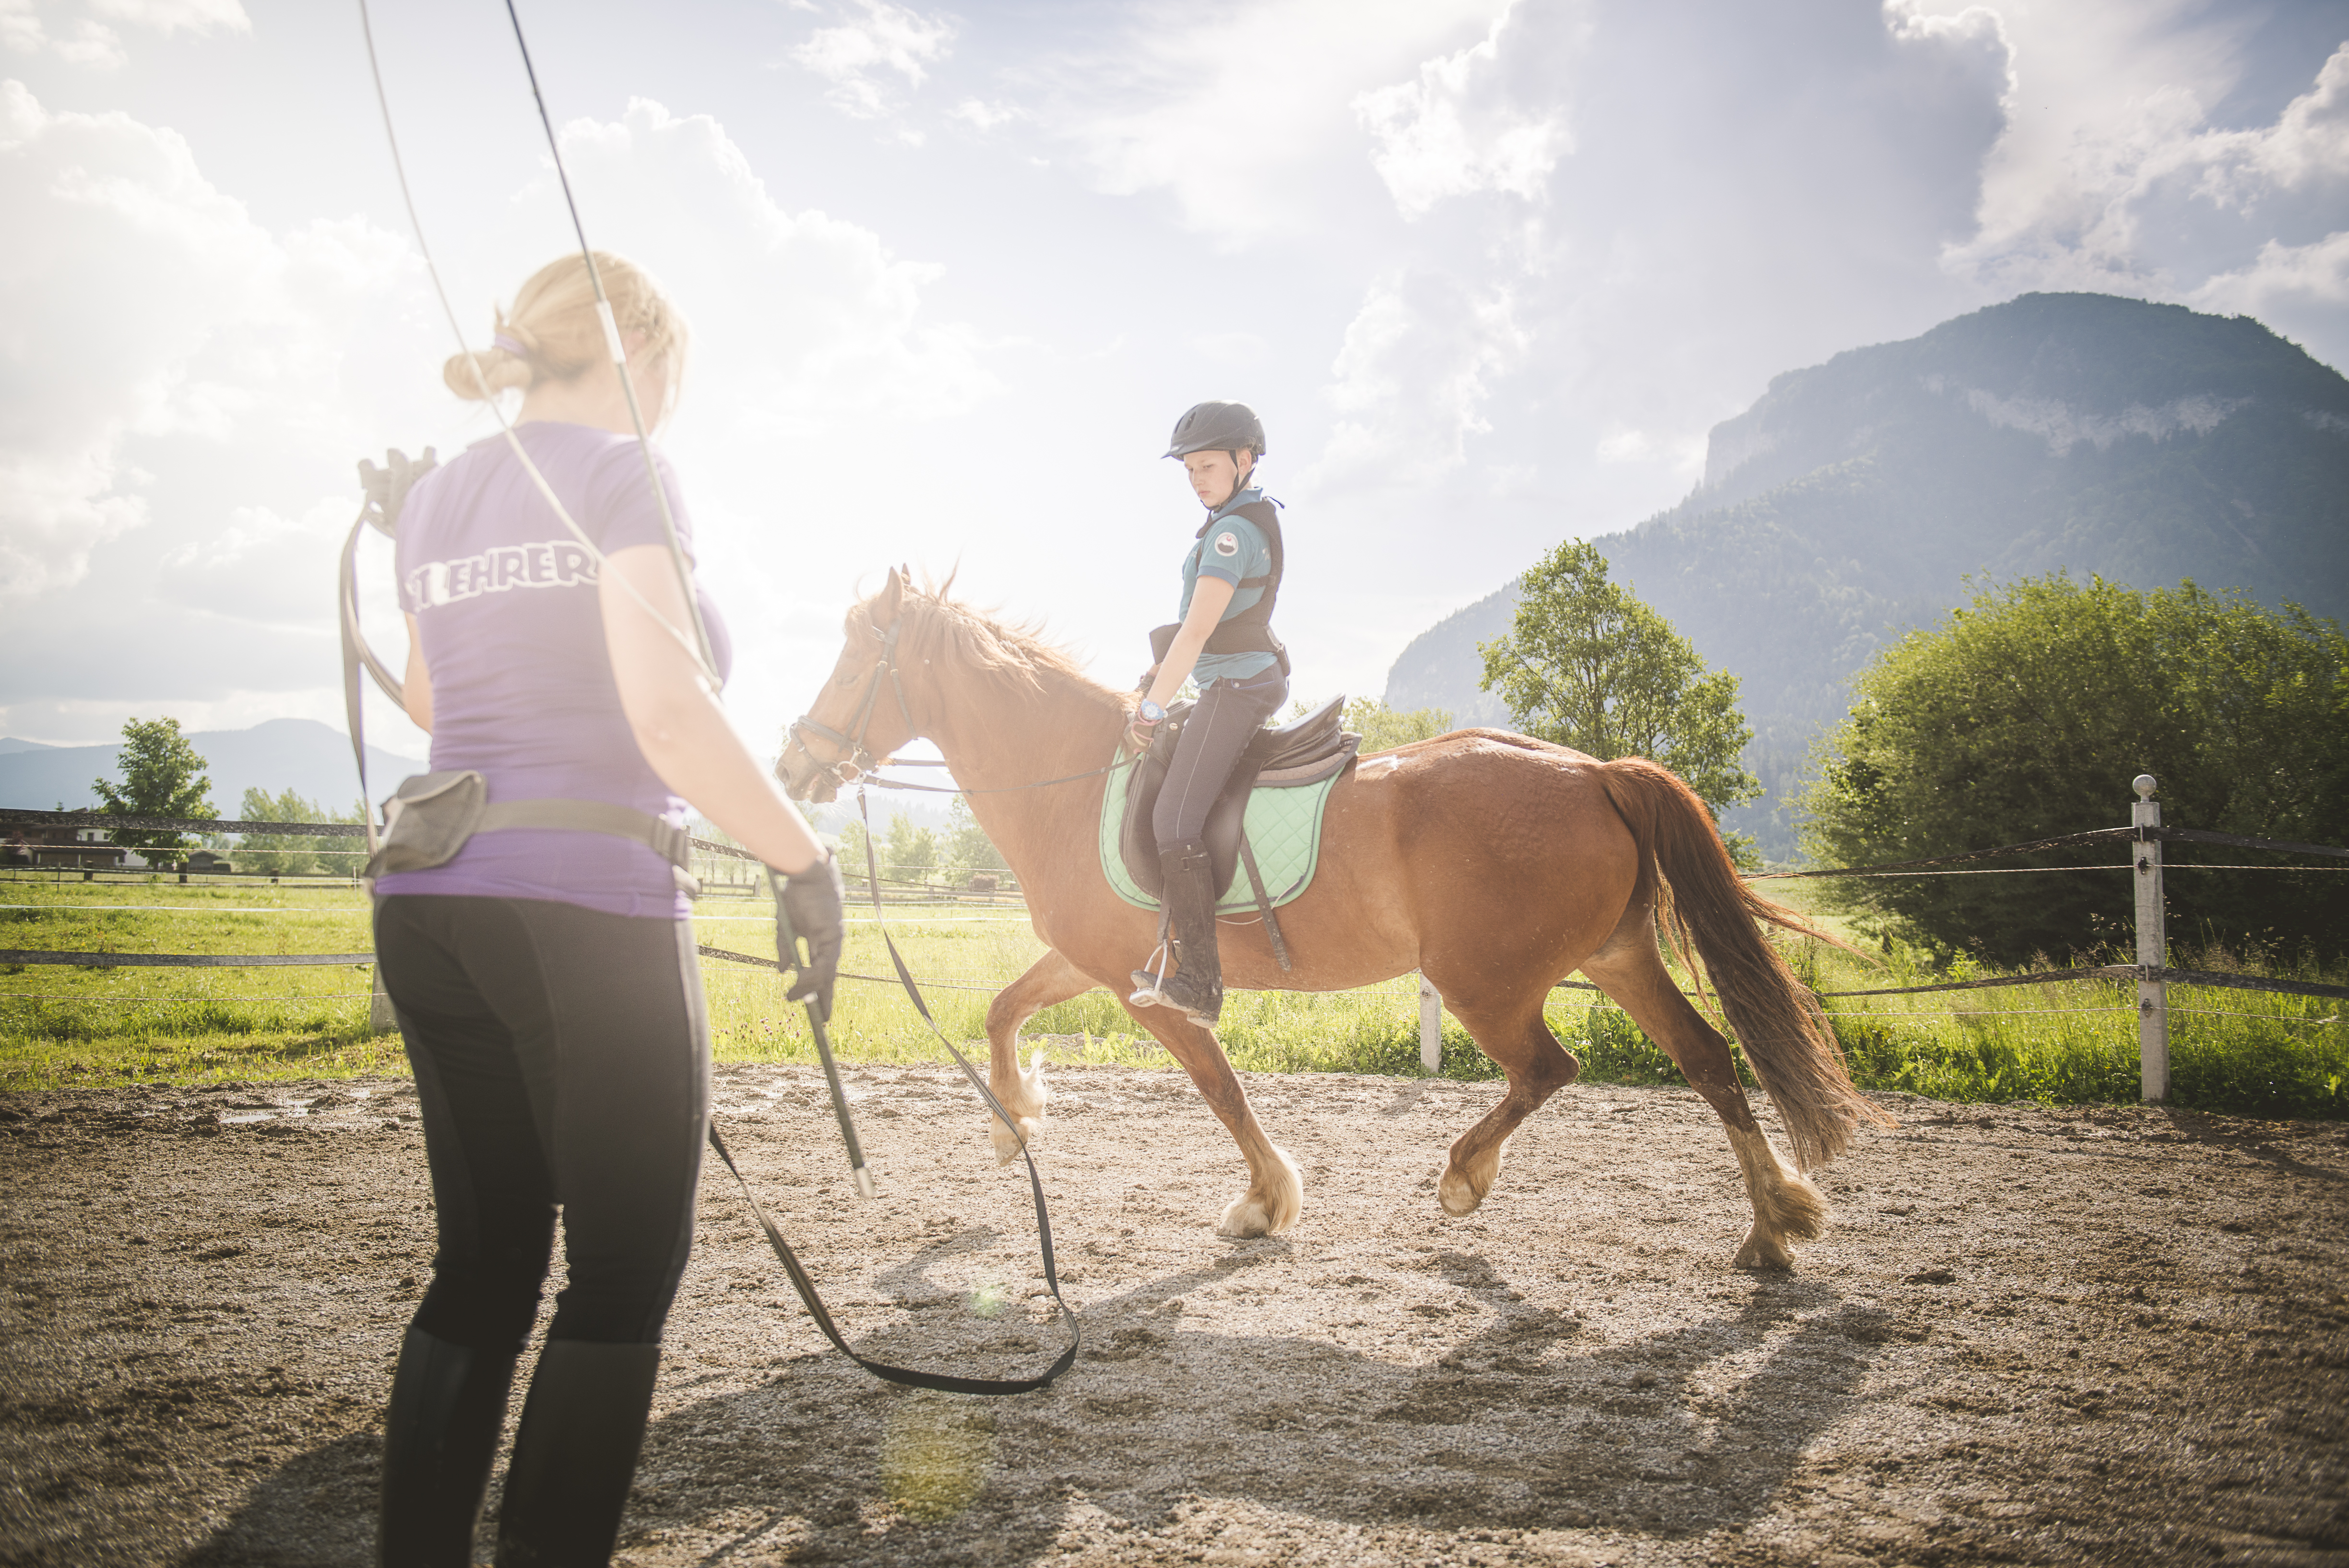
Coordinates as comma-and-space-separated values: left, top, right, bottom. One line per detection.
1384, 293, 2349, 856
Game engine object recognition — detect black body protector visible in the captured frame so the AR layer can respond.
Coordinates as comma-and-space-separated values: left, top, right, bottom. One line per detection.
1160, 402, 1282, 669
1153, 494, 1288, 676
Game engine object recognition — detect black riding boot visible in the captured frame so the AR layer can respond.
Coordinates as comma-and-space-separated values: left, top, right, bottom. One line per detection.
378, 1327, 519, 1567
1153, 841, 1224, 1026
493, 1339, 662, 1567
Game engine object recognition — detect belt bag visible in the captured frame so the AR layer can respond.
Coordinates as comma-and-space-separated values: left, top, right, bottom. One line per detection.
368, 771, 700, 893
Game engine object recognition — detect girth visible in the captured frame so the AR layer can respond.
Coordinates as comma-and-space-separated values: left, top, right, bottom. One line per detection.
1119, 696, 1359, 902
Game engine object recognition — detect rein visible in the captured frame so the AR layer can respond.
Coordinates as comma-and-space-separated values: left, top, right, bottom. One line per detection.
865, 761, 1129, 796
786, 617, 1129, 796
699, 784, 1082, 1396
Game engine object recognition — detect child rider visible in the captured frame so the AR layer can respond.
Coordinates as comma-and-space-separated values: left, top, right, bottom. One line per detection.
1126, 400, 1288, 1027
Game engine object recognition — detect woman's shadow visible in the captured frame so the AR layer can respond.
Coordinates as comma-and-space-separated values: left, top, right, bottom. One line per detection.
190, 1231, 1890, 1565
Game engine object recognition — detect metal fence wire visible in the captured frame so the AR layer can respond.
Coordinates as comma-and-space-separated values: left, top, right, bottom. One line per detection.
5, 784, 2344, 1101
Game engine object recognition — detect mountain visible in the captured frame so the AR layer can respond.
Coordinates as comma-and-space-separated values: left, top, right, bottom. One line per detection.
1384, 293, 2349, 857
0, 718, 422, 817
0, 738, 60, 755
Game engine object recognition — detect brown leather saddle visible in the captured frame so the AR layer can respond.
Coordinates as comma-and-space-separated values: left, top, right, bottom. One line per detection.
1120, 695, 1360, 903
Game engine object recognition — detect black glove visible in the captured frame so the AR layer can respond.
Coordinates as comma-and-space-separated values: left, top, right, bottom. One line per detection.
357, 446, 439, 538
772, 849, 846, 1022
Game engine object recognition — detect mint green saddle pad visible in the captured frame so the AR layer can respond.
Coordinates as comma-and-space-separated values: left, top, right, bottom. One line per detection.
1097, 749, 1344, 913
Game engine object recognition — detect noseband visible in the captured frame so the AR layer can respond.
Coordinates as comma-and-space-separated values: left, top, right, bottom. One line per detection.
787, 618, 916, 787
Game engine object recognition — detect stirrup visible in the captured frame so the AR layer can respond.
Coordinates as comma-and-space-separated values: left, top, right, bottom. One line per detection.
1127, 940, 1174, 1009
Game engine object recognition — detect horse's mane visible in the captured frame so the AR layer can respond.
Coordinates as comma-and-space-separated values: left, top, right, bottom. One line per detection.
858, 575, 1125, 714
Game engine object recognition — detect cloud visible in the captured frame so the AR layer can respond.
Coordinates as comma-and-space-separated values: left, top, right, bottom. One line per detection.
157, 496, 354, 626
1593, 428, 1705, 475
1, 73, 997, 755
2193, 43, 2349, 206
948, 97, 1022, 131
553, 98, 996, 434
790, 0, 954, 120
0, 78, 275, 594
1031, 0, 1504, 246
1940, 9, 2349, 302
2193, 228, 2349, 313
0, 0, 244, 68
1352, 0, 1580, 220
1306, 270, 1527, 490
89, 0, 246, 35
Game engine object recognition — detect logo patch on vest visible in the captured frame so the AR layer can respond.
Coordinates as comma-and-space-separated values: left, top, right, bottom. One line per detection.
1212, 532, 1240, 557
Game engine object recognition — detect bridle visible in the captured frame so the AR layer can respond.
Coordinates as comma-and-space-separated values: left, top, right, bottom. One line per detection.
785, 610, 1136, 799
786, 618, 915, 788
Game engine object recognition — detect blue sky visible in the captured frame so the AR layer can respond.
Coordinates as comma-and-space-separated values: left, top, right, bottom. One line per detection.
2, 0, 2344, 768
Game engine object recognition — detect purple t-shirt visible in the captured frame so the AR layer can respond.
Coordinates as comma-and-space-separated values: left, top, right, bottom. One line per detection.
375, 422, 731, 919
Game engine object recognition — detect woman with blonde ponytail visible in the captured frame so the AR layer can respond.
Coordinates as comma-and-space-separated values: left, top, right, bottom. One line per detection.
369, 251, 842, 1568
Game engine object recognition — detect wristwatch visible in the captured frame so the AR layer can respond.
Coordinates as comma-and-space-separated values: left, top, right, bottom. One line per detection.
1138, 698, 1166, 724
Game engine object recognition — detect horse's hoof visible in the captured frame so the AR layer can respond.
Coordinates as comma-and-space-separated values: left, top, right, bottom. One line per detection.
1216, 1146, 1302, 1236
1217, 1195, 1276, 1237
986, 1049, 1049, 1165
1437, 1165, 1484, 1217
1733, 1228, 1797, 1271
1437, 1136, 1507, 1217
990, 1114, 1043, 1166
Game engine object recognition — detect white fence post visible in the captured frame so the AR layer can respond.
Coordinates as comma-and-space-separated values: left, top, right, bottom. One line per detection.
1419, 974, 1442, 1073
2133, 774, 2167, 1102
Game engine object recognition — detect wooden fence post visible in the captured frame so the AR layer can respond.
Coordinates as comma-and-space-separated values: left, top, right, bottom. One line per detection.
2133, 774, 2167, 1102
1419, 974, 1442, 1074
368, 965, 400, 1036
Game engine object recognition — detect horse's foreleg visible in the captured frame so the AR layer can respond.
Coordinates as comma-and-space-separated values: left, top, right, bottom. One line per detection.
982, 949, 1096, 1165
1121, 1003, 1302, 1237
1422, 988, 1581, 1218
1579, 912, 1827, 1270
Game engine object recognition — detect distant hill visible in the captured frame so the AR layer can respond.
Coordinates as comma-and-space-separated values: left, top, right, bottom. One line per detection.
0, 719, 421, 817
1385, 293, 2349, 857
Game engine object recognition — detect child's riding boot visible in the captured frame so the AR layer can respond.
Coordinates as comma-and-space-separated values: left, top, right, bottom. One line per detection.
1153, 841, 1224, 1027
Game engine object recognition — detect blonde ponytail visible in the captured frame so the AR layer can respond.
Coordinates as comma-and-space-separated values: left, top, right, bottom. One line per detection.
442, 250, 688, 409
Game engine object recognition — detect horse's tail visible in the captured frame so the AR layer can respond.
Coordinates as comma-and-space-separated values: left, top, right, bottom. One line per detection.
1598, 757, 1895, 1169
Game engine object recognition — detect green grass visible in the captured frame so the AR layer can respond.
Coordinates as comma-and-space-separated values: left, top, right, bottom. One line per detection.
2, 874, 2340, 1118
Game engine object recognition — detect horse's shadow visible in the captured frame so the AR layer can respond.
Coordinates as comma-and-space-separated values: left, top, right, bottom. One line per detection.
185, 1231, 1886, 1564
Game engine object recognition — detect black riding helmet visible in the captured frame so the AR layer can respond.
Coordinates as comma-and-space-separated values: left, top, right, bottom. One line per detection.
1164, 401, 1266, 461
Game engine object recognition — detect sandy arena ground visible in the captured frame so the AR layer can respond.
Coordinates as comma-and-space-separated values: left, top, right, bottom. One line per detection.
2, 1059, 2345, 1567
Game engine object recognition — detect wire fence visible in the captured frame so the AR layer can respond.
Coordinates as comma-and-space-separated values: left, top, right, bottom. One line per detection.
6, 797, 2345, 1105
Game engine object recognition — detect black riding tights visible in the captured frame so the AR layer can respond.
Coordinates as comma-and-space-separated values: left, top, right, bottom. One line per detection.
1153, 667, 1290, 848
374, 894, 709, 1353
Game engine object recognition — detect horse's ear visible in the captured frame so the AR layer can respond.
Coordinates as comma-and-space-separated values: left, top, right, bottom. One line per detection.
874, 567, 905, 627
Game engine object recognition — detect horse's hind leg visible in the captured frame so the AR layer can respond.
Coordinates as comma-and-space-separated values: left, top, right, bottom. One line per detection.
1427, 988, 1582, 1218
983, 949, 1096, 1164
1578, 906, 1827, 1269
1120, 1002, 1302, 1237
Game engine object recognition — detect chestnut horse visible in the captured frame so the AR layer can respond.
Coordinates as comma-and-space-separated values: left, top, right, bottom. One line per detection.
778, 572, 1892, 1268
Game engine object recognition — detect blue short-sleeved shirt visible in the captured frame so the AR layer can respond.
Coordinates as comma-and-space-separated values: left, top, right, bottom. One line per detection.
1178, 487, 1278, 683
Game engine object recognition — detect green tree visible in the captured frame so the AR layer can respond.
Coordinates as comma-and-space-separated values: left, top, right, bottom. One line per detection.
1341, 697, 1453, 753
834, 819, 873, 884
1798, 574, 2349, 963
236, 788, 366, 876
943, 797, 1007, 881
92, 717, 214, 867
1479, 539, 1761, 820
882, 813, 940, 886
